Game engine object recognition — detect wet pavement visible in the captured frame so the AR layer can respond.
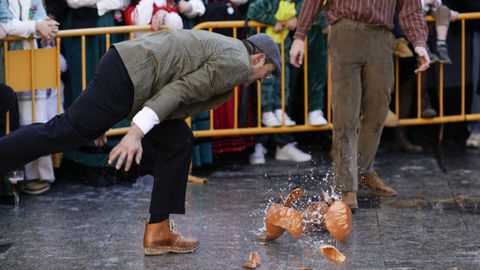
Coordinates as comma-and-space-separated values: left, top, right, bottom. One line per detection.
1, 141, 480, 269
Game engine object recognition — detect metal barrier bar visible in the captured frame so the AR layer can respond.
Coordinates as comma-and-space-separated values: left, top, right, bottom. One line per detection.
29, 39, 36, 123
56, 37, 62, 115
303, 37, 309, 125
439, 63, 444, 117
395, 57, 400, 116
81, 35, 86, 91
280, 32, 285, 126
461, 19, 466, 117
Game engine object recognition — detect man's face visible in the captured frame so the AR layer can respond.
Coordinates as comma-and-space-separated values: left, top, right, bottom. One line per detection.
245, 53, 276, 86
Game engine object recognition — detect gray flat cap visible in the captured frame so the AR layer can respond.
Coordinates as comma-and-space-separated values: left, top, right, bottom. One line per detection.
246, 33, 282, 76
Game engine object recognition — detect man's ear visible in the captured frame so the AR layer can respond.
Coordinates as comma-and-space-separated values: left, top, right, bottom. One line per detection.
251, 53, 266, 65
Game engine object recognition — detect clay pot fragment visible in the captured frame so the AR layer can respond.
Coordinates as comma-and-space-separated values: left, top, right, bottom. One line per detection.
269, 205, 303, 238
303, 201, 330, 232
242, 251, 261, 269
324, 201, 352, 242
259, 203, 286, 241
320, 245, 346, 263
284, 187, 303, 207
259, 203, 304, 241
259, 188, 304, 241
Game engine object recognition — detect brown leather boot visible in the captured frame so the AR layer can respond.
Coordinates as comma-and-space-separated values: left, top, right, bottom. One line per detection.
143, 219, 199, 255
360, 172, 397, 197
341, 191, 358, 209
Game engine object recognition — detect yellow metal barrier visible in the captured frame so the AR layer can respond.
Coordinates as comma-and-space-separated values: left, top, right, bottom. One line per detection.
3, 13, 480, 140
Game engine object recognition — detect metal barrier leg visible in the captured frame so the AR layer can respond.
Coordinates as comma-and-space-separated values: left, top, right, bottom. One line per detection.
188, 163, 208, 184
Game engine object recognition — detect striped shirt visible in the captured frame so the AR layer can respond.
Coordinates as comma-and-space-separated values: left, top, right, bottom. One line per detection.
294, 0, 427, 47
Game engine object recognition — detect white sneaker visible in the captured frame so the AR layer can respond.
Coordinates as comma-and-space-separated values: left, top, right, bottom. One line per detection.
466, 133, 480, 148
274, 109, 296, 126
308, 110, 327, 126
250, 143, 267, 165
262, 112, 282, 127
275, 142, 312, 162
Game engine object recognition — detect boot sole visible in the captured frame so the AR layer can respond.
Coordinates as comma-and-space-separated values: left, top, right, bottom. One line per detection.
367, 189, 397, 197
144, 245, 199, 256
21, 185, 50, 195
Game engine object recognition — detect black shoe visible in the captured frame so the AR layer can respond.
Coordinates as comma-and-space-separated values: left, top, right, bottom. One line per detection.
421, 108, 437, 118
436, 43, 452, 64
426, 46, 439, 64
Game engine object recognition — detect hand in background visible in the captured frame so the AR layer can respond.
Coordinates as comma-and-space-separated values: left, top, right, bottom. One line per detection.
94, 133, 107, 148
414, 46, 431, 73
285, 17, 297, 31
35, 18, 59, 40
273, 22, 284, 33
151, 10, 167, 31
289, 38, 305, 68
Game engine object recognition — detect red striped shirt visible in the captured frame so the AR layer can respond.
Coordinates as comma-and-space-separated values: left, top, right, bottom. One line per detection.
294, 0, 427, 47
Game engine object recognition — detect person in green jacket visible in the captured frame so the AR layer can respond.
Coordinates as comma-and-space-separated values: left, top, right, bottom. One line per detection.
0, 29, 280, 256
247, 0, 327, 165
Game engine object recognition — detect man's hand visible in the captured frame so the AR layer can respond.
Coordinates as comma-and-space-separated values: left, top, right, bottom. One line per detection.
289, 38, 305, 68
95, 133, 108, 148
151, 10, 167, 31
414, 46, 431, 73
321, 25, 330, 35
285, 17, 297, 31
273, 22, 284, 33
108, 123, 144, 171
35, 18, 59, 40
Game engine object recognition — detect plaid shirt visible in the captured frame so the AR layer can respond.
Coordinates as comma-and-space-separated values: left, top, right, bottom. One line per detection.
294, 0, 427, 47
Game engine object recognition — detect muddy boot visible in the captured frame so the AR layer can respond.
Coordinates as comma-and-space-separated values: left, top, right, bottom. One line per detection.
143, 219, 199, 255
360, 172, 397, 197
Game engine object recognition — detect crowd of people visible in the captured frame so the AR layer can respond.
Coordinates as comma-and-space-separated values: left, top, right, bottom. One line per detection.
0, 0, 479, 199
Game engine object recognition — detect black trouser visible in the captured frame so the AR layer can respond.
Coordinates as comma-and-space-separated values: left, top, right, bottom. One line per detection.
0, 48, 193, 214
0, 83, 19, 137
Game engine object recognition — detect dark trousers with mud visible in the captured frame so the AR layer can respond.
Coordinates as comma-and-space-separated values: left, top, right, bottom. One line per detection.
0, 48, 193, 215
329, 19, 395, 192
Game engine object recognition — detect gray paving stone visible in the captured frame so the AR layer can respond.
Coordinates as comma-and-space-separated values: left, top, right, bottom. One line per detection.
1, 145, 480, 269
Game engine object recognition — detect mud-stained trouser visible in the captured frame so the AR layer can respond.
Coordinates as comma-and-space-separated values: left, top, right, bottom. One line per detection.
0, 48, 193, 215
329, 19, 395, 192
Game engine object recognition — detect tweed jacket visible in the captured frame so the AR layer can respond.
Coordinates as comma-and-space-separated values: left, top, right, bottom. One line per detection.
113, 29, 251, 121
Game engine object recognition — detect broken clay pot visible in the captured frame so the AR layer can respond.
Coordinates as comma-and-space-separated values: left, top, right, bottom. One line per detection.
242, 251, 261, 269
303, 201, 330, 231
259, 203, 304, 241
324, 201, 352, 242
320, 244, 346, 263
259, 188, 304, 241
284, 187, 303, 207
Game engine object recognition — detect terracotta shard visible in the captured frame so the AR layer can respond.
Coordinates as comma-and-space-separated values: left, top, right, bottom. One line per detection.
260, 203, 304, 241
320, 245, 346, 263
259, 204, 286, 241
303, 201, 330, 231
324, 201, 352, 242
268, 204, 304, 238
284, 187, 303, 207
242, 252, 261, 269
